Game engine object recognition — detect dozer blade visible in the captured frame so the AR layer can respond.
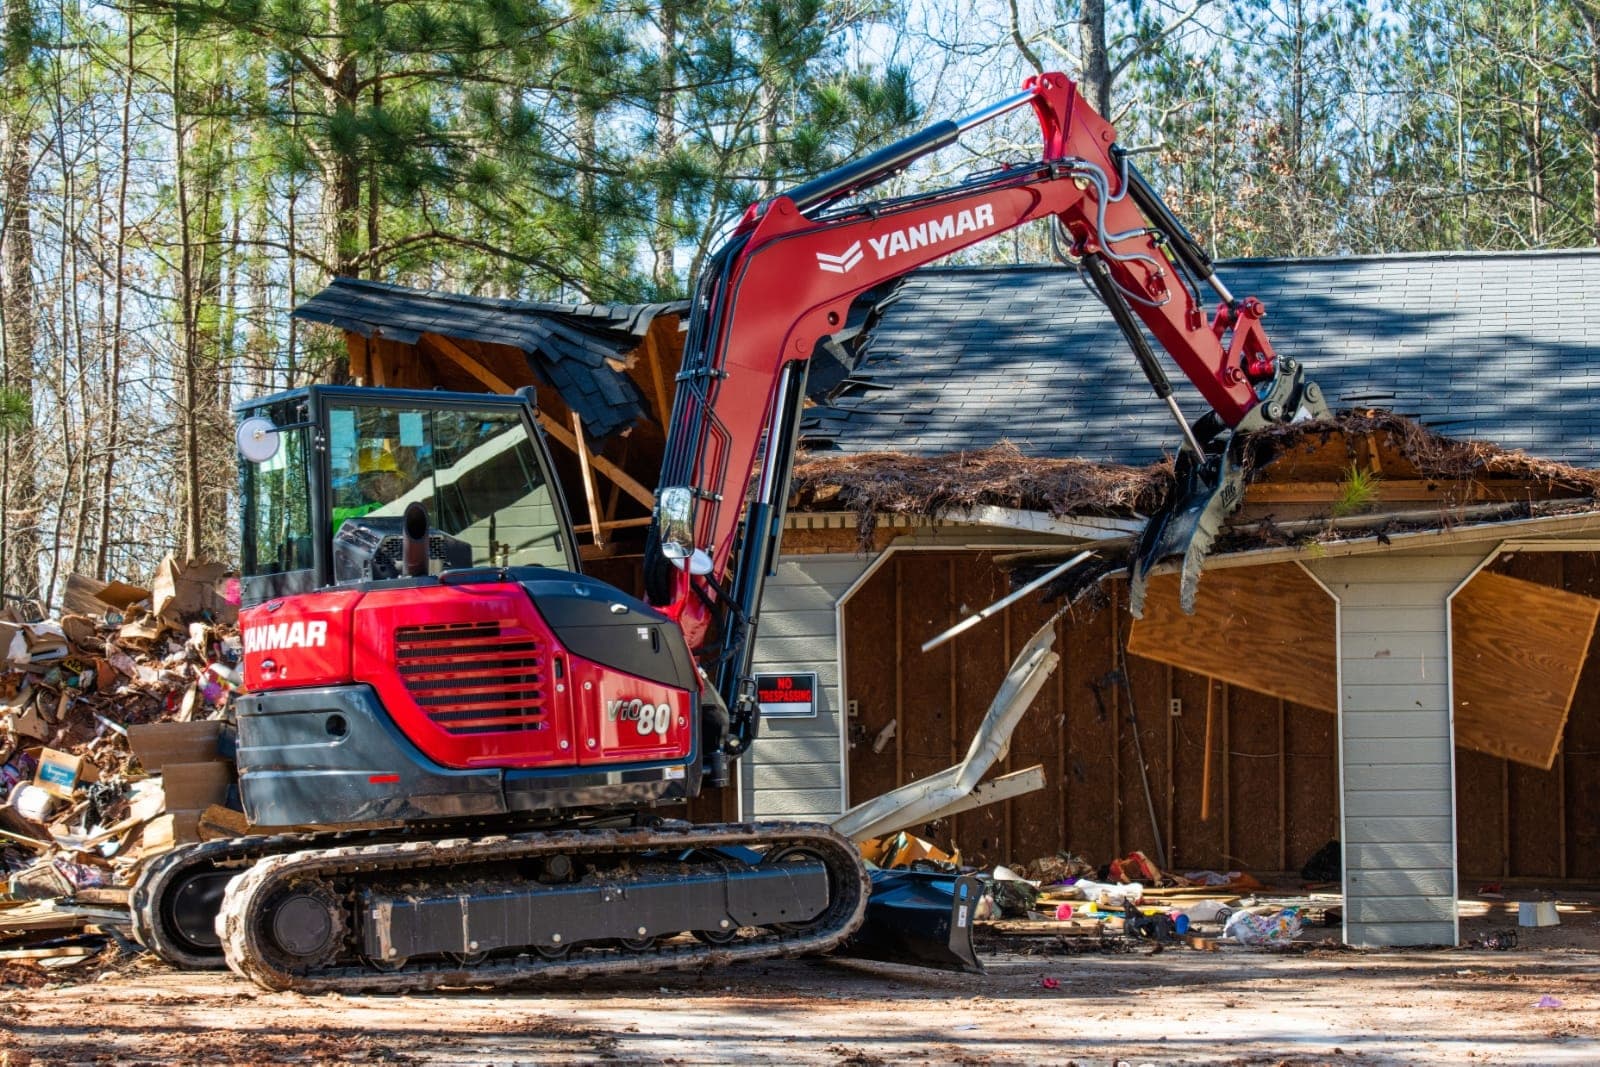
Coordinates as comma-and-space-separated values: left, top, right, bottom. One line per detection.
837, 869, 983, 973
1128, 436, 1247, 619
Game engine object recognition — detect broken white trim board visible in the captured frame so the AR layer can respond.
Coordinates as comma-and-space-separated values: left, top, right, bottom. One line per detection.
833, 615, 1060, 841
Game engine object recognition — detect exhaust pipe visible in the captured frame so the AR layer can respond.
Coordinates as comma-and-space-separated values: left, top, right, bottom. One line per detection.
402, 503, 430, 578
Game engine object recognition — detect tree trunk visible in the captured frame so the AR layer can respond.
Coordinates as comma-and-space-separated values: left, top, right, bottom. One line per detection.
652, 2, 679, 291
0, 68, 40, 600
1078, 0, 1112, 118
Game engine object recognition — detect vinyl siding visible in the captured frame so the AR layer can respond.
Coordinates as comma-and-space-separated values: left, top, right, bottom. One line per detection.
1307, 545, 1490, 948
739, 555, 872, 820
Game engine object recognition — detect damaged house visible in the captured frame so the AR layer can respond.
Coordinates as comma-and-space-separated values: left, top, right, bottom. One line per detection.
297, 249, 1600, 950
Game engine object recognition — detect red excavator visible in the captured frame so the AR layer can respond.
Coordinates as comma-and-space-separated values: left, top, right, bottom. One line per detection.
130, 72, 1325, 992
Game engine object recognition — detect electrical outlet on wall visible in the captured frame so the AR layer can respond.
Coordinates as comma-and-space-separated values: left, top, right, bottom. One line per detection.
847, 699, 860, 718
1169, 698, 1183, 717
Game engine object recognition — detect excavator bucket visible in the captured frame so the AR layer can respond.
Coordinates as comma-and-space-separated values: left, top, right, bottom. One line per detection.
1127, 436, 1247, 619
837, 869, 984, 973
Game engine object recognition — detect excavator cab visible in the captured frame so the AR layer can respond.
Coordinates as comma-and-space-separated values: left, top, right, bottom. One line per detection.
235, 385, 576, 607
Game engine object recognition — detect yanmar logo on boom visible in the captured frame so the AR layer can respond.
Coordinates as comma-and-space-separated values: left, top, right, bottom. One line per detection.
243, 620, 328, 653
814, 202, 997, 274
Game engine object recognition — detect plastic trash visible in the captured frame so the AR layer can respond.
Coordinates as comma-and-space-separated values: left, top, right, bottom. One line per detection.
1223, 907, 1303, 945
1180, 899, 1233, 923
1060, 878, 1144, 906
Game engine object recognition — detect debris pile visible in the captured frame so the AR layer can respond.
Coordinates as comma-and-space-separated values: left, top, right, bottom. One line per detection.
0, 558, 240, 978
856, 832, 1336, 962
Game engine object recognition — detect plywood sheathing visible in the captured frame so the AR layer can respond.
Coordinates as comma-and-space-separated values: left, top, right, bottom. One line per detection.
1451, 570, 1600, 770
1127, 565, 1338, 712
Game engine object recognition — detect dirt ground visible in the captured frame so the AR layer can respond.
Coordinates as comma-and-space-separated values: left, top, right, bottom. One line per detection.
1, 922, 1596, 1066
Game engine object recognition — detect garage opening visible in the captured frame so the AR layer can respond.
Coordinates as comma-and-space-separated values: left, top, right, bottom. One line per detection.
841, 550, 1340, 875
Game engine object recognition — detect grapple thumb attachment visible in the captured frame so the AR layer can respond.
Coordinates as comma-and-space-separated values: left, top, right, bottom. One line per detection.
1128, 437, 1247, 619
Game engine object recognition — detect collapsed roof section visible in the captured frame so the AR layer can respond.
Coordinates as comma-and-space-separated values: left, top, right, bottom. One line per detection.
803, 251, 1600, 468
295, 277, 688, 440
792, 412, 1600, 550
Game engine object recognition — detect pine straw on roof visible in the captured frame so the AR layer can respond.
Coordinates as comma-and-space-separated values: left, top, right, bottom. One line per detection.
1240, 411, 1600, 494
790, 442, 1167, 540
792, 413, 1600, 549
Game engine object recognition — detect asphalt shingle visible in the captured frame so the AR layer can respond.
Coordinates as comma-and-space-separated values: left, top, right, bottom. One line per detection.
800, 251, 1600, 466
295, 277, 687, 440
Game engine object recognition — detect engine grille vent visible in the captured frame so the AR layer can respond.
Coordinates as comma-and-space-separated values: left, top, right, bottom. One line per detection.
393, 620, 545, 734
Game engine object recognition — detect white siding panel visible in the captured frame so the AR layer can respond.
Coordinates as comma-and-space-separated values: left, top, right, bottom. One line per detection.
1308, 545, 1490, 949
748, 788, 850, 817
1346, 841, 1455, 871
1343, 788, 1454, 817
1343, 737, 1452, 767
1333, 658, 1451, 685
1346, 867, 1455, 898
739, 554, 871, 821
1343, 763, 1451, 792
1340, 631, 1449, 660
1345, 895, 1457, 925
1339, 683, 1452, 714
754, 609, 839, 638
752, 762, 848, 791
1347, 921, 1457, 948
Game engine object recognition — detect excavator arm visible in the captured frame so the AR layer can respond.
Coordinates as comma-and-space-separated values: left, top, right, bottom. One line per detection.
645, 72, 1326, 757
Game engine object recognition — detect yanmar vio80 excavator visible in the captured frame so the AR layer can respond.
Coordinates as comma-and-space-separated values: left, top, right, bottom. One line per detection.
130, 72, 1324, 993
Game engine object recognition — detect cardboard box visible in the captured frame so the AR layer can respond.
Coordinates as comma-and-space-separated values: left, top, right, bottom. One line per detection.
152, 555, 233, 626
33, 748, 85, 800
141, 811, 203, 854
159, 761, 233, 812
61, 572, 150, 616
128, 720, 222, 773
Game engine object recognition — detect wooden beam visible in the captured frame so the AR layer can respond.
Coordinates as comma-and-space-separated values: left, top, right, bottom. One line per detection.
641, 319, 674, 426
536, 413, 655, 510
894, 557, 905, 789
1110, 583, 1122, 859
1164, 664, 1175, 869
1201, 678, 1217, 822
1278, 697, 1287, 872
346, 331, 370, 384
573, 516, 654, 535
421, 331, 516, 392
1056, 614, 1067, 855
1245, 480, 1495, 504
572, 411, 605, 548
417, 331, 657, 510
1221, 682, 1231, 864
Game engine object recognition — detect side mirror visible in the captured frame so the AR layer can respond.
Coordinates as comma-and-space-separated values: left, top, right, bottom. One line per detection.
655, 486, 698, 564
236, 416, 281, 463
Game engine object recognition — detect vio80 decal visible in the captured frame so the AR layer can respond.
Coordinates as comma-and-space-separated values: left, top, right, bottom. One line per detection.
607, 698, 672, 739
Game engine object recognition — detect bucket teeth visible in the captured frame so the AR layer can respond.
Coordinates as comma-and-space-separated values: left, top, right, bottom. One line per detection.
1129, 439, 1245, 618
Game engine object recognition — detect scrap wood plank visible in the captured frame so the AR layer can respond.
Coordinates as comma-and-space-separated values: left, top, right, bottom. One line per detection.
0, 944, 98, 961
66, 883, 128, 908
1128, 565, 1336, 713
1452, 570, 1600, 769
977, 919, 1105, 936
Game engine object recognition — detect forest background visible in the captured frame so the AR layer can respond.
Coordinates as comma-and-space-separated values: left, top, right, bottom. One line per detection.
0, 0, 1592, 604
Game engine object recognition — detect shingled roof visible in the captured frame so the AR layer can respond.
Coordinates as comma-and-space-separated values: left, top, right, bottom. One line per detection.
801, 250, 1600, 467
295, 277, 688, 439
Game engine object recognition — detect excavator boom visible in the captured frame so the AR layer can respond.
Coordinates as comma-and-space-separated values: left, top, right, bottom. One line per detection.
647, 72, 1325, 752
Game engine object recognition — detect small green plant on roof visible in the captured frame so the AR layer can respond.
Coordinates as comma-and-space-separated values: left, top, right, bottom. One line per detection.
1331, 462, 1381, 517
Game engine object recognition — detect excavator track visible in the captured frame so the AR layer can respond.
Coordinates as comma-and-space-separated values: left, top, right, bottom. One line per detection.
217, 821, 869, 994
130, 830, 388, 969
